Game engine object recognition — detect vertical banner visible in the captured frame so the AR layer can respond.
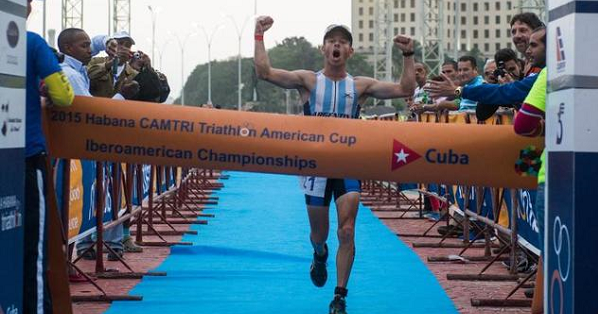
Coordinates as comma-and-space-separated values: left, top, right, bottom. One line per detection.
547, 1, 598, 313
0, 0, 27, 312
54, 160, 109, 242
503, 189, 541, 254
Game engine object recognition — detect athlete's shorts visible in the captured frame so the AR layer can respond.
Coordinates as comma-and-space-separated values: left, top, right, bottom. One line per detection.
302, 177, 361, 207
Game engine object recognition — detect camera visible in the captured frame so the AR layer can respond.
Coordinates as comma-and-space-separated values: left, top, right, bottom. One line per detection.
133, 51, 141, 60
493, 61, 507, 78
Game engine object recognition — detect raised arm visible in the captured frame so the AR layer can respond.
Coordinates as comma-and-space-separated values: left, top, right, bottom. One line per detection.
254, 16, 311, 90
360, 35, 416, 99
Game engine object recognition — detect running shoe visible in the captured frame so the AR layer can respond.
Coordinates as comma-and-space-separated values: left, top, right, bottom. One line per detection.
329, 295, 347, 314
310, 243, 328, 287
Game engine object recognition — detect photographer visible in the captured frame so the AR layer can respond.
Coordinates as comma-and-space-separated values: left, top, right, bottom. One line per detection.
493, 48, 524, 83
474, 48, 525, 120
87, 31, 139, 99
426, 27, 546, 120
483, 59, 498, 84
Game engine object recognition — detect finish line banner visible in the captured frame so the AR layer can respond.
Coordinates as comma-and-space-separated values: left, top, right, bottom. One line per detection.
44, 97, 543, 189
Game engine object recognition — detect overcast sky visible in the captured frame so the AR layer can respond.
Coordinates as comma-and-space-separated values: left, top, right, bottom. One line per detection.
27, 0, 351, 101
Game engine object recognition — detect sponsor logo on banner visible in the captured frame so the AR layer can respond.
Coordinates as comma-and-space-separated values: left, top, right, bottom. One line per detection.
391, 140, 421, 171
67, 160, 84, 239
6, 21, 20, 48
517, 190, 538, 233
556, 26, 566, 73
550, 216, 571, 314
1, 304, 19, 314
0, 195, 22, 232
556, 103, 564, 145
1, 99, 23, 139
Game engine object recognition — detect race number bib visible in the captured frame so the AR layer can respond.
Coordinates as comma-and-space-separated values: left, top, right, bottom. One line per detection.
299, 176, 328, 197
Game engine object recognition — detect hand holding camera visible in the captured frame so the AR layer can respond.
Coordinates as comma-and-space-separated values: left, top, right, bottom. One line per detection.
493, 61, 514, 84
130, 50, 152, 71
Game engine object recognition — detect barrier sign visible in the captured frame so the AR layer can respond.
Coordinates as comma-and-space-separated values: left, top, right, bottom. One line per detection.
0, 1, 26, 312
44, 97, 543, 189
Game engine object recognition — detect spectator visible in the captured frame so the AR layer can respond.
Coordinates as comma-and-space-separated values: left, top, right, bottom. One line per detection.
418, 61, 459, 113
57, 28, 138, 99
90, 31, 145, 256
88, 31, 139, 98
510, 13, 544, 75
426, 27, 546, 120
128, 50, 170, 103
23, 0, 74, 312
456, 56, 483, 111
494, 48, 524, 83
440, 60, 458, 81
429, 56, 483, 112
407, 63, 431, 112
513, 65, 547, 314
483, 59, 498, 84
58, 29, 140, 261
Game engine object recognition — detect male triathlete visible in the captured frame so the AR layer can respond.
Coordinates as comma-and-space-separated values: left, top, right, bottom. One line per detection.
254, 15, 416, 314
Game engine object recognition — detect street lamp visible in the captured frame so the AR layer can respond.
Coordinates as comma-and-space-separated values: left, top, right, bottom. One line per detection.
172, 31, 197, 106
157, 39, 173, 70
196, 23, 225, 105
147, 6, 161, 62
227, 15, 252, 111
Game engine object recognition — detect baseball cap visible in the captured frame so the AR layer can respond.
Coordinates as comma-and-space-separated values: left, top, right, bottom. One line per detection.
112, 30, 135, 45
323, 24, 353, 46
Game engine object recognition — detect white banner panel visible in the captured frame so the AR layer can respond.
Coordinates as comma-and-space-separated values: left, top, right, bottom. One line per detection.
0, 86, 25, 149
0, 11, 26, 77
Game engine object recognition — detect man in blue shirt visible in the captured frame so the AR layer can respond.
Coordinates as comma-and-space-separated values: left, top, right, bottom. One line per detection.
57, 28, 139, 262
425, 27, 546, 116
455, 56, 484, 112
58, 28, 138, 98
24, 1, 74, 313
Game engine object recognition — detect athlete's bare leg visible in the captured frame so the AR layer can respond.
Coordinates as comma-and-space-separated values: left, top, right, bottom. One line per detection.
307, 205, 330, 254
334, 192, 359, 288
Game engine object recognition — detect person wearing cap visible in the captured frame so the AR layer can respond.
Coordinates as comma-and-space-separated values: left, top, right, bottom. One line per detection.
254, 16, 416, 314
87, 31, 139, 98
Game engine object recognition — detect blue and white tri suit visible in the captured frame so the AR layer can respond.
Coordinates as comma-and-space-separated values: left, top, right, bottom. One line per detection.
300, 71, 361, 206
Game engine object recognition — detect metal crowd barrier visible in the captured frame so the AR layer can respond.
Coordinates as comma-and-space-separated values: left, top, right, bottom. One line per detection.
361, 109, 538, 308
50, 158, 226, 304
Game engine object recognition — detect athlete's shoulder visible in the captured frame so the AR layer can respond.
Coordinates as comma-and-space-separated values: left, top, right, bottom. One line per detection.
295, 69, 317, 88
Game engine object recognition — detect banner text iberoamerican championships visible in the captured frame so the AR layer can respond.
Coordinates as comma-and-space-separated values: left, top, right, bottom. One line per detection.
49, 109, 359, 171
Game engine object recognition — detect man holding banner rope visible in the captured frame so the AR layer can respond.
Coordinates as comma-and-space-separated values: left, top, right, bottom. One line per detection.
254, 16, 416, 314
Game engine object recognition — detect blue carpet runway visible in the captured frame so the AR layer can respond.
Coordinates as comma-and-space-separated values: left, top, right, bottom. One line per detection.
106, 172, 458, 314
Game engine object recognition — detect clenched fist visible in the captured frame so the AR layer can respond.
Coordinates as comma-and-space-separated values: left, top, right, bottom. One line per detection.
255, 16, 274, 35
393, 35, 414, 53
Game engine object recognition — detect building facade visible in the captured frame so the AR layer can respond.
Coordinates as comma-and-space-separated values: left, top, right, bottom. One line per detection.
352, 0, 521, 58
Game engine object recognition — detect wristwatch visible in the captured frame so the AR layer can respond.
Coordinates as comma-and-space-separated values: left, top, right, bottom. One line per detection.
454, 86, 463, 98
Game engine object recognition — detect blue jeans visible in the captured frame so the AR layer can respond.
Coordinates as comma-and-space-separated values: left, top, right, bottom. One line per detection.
76, 224, 124, 252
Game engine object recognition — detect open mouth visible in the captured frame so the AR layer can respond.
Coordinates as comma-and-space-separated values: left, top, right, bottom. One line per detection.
332, 50, 341, 58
